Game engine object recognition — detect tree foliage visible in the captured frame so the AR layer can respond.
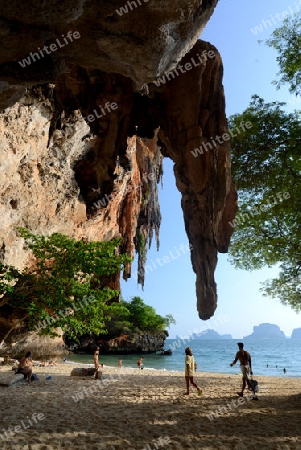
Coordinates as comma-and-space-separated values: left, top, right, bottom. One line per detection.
264, 12, 301, 94
0, 230, 175, 340
0, 228, 131, 339
105, 296, 176, 336
229, 14, 301, 311
125, 296, 175, 333
228, 96, 301, 311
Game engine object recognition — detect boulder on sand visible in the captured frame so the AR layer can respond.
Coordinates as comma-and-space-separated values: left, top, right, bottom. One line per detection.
70, 367, 102, 378
0, 372, 25, 386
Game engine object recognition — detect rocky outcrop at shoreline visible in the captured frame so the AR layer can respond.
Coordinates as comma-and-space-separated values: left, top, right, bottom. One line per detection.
66, 331, 169, 355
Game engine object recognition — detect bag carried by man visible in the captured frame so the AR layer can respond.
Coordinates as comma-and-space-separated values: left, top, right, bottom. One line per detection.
248, 377, 259, 393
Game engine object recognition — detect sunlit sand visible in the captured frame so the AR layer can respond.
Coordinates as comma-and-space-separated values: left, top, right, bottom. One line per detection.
0, 364, 300, 449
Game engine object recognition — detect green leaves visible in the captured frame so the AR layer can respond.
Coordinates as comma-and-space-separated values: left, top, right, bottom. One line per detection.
104, 296, 176, 336
262, 262, 301, 312
123, 296, 175, 334
0, 229, 174, 339
264, 12, 301, 94
228, 97, 301, 310
1, 229, 132, 339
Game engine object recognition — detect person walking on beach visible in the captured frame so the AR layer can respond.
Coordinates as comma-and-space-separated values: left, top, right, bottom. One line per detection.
118, 359, 122, 368
184, 347, 202, 396
230, 342, 258, 400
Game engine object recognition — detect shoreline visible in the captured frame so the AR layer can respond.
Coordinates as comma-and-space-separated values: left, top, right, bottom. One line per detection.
0, 363, 301, 449
2, 356, 297, 378
61, 358, 301, 378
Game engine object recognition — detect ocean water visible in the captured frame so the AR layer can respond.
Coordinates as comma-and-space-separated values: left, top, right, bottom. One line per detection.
66, 339, 301, 378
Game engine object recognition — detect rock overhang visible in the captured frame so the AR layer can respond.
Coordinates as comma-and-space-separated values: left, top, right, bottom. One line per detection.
0, 0, 237, 330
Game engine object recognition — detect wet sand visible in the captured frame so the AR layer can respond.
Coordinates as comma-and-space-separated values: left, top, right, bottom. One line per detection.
0, 363, 300, 450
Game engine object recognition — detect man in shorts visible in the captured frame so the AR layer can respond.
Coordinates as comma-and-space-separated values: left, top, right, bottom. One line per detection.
230, 342, 258, 400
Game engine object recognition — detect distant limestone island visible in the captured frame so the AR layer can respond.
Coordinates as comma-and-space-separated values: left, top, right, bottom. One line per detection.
176, 329, 233, 340
291, 328, 301, 339
244, 323, 286, 339
244, 323, 301, 339
173, 324, 301, 340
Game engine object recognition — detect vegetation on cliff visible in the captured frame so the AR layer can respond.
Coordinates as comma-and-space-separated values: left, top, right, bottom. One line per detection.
0, 230, 174, 342
105, 296, 175, 338
228, 14, 301, 312
0, 228, 131, 340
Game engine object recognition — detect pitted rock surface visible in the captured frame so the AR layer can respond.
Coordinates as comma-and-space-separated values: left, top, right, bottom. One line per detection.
0, 0, 237, 351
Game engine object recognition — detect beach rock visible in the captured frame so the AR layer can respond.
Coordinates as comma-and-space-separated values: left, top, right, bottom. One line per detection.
0, 324, 68, 359
160, 349, 172, 355
70, 367, 99, 377
0, 372, 24, 386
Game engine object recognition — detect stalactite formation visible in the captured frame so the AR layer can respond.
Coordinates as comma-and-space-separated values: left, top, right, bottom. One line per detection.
0, 0, 237, 353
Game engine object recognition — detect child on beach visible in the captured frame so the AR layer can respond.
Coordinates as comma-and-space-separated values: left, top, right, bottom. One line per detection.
137, 357, 144, 370
93, 347, 100, 379
184, 347, 202, 396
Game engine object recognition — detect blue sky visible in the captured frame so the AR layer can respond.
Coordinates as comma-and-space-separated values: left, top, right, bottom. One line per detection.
121, 0, 301, 339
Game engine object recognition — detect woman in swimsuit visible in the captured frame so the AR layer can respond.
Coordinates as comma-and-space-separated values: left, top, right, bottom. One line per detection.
17, 351, 33, 384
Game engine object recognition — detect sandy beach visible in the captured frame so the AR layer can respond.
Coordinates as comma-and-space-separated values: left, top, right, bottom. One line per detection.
0, 363, 300, 450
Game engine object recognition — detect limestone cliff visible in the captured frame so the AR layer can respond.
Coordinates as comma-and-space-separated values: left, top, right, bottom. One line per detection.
0, 0, 237, 355
244, 324, 286, 340
66, 332, 168, 355
291, 328, 301, 339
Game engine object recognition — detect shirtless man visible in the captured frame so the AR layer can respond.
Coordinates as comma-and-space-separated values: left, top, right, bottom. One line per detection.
230, 342, 258, 400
